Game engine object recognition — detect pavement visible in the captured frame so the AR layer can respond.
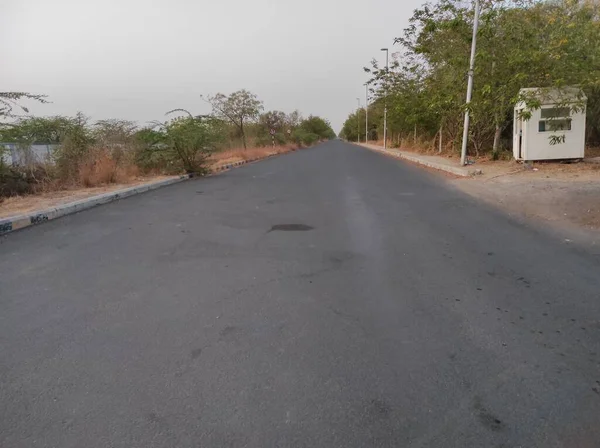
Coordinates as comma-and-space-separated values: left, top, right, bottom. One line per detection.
1, 140, 599, 447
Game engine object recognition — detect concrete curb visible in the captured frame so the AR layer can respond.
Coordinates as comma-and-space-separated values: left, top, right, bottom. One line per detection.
0, 174, 194, 236
359, 144, 471, 177
0, 154, 278, 236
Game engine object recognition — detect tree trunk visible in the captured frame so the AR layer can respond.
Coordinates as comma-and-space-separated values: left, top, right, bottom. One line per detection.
414, 124, 417, 145
240, 120, 247, 149
438, 124, 443, 154
492, 125, 502, 157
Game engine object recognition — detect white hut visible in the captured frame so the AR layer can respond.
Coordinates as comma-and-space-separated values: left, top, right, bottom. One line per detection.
513, 87, 587, 161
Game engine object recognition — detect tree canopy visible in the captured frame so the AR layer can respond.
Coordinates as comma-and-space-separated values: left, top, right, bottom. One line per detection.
203, 89, 263, 149
341, 0, 600, 155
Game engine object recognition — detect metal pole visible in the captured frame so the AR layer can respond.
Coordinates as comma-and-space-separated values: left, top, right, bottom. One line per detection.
381, 48, 389, 149
356, 98, 361, 143
460, 0, 480, 166
365, 83, 369, 144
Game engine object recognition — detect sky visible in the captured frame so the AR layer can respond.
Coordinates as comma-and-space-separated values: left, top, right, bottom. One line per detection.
2, 0, 423, 132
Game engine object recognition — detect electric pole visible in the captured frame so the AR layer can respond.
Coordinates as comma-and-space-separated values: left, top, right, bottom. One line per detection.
460, 0, 480, 166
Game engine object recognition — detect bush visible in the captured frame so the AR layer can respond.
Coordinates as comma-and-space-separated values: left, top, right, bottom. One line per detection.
297, 115, 335, 140
255, 135, 272, 147
135, 144, 178, 173
0, 165, 51, 198
163, 117, 218, 173
292, 129, 319, 146
274, 132, 287, 145
0, 168, 33, 197
54, 116, 94, 181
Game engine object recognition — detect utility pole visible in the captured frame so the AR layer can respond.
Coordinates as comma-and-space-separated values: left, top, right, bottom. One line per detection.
356, 98, 361, 143
381, 48, 389, 149
460, 0, 480, 166
365, 83, 369, 144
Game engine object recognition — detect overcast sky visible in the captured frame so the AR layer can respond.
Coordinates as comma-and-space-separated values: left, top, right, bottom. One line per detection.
2, 0, 423, 131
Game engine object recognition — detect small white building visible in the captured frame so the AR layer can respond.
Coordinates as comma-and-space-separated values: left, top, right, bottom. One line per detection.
513, 87, 587, 161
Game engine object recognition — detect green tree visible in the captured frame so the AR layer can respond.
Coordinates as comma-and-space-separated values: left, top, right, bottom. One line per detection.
259, 110, 287, 137
0, 116, 74, 144
358, 0, 600, 157
298, 115, 336, 140
203, 89, 263, 149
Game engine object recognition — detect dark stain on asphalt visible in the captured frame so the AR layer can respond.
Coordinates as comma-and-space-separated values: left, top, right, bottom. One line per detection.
474, 397, 505, 432
515, 277, 531, 288
270, 224, 314, 232
190, 348, 203, 359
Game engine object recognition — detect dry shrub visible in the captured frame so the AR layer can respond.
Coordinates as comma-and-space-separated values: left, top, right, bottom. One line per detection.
78, 148, 138, 187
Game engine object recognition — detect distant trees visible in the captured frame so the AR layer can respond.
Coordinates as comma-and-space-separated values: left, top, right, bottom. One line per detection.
294, 115, 336, 144
0, 86, 336, 197
341, 0, 600, 155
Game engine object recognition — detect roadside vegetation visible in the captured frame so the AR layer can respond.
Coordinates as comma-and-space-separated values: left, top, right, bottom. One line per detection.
340, 0, 600, 159
0, 90, 335, 199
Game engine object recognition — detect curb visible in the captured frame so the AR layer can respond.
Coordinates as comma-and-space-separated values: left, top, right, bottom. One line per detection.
0, 174, 194, 236
211, 156, 264, 172
359, 144, 470, 177
0, 151, 289, 236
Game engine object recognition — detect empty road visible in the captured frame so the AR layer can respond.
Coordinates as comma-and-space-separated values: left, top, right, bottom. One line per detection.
1, 141, 599, 447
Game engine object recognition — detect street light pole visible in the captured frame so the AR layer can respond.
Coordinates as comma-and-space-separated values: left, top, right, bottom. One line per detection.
460, 0, 480, 166
381, 48, 389, 149
365, 83, 369, 144
356, 98, 361, 143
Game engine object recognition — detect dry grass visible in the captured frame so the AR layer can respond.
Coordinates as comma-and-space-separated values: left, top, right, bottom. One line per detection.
78, 149, 140, 187
208, 144, 298, 168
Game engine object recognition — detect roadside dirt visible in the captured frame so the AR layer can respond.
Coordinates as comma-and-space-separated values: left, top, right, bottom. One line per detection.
386, 144, 600, 235
452, 160, 600, 235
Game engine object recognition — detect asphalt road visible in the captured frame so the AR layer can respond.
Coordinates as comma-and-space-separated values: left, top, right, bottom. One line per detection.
1, 140, 599, 447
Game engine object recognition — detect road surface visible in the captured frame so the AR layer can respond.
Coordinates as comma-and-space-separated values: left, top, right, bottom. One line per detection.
1, 141, 599, 447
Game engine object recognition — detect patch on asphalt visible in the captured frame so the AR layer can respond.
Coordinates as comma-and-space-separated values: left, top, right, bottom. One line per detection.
269, 224, 314, 232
